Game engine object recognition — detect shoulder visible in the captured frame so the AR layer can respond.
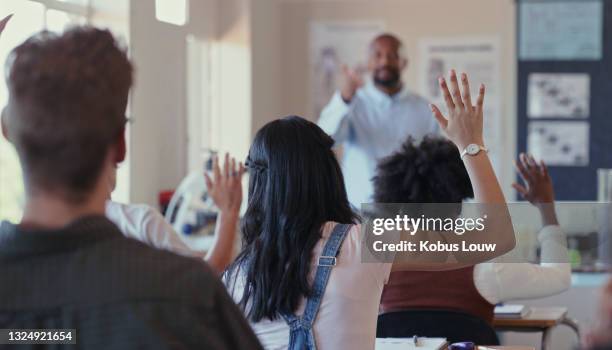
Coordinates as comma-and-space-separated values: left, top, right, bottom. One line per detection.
91, 234, 222, 307
105, 201, 176, 245
106, 201, 162, 226
319, 222, 365, 263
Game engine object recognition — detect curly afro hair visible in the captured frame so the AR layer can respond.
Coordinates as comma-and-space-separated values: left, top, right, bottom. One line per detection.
373, 136, 474, 203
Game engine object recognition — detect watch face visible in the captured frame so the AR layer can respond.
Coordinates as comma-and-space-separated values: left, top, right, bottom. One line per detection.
467, 144, 480, 155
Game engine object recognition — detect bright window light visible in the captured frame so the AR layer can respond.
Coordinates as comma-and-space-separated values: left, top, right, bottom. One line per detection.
155, 0, 188, 26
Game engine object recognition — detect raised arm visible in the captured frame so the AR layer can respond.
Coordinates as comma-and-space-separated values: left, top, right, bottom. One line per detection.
391, 70, 515, 271
474, 154, 569, 302
318, 65, 363, 141
514, 153, 558, 226
204, 153, 245, 274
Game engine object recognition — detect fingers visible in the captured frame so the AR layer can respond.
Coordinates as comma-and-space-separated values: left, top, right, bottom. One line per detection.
204, 172, 213, 190
235, 162, 246, 180
526, 153, 537, 168
230, 157, 236, 177
512, 183, 528, 199
439, 77, 455, 112
540, 160, 549, 178
449, 70, 464, 109
520, 153, 538, 176
514, 158, 532, 184
430, 104, 448, 129
460, 72, 473, 109
476, 84, 485, 111
223, 153, 230, 178
213, 155, 221, 182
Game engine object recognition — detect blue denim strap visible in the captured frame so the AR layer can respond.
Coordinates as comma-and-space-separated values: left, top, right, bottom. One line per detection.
280, 223, 352, 350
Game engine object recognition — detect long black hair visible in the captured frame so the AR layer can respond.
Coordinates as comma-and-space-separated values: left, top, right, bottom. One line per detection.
226, 116, 358, 322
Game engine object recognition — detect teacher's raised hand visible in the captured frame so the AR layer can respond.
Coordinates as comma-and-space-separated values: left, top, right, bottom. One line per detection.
340, 64, 364, 103
430, 69, 485, 151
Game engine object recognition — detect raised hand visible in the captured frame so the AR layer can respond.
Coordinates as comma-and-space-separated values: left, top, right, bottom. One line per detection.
340, 64, 364, 103
513, 153, 554, 204
204, 153, 245, 213
513, 153, 558, 226
430, 70, 485, 151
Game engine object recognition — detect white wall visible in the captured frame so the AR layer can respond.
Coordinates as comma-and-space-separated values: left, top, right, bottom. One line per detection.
273, 0, 518, 198
127, 0, 519, 204
128, 0, 237, 206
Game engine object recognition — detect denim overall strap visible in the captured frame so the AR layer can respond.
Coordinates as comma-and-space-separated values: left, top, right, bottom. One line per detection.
280, 223, 352, 350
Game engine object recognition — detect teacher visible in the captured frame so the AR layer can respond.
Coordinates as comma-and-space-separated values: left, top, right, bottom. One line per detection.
318, 33, 438, 207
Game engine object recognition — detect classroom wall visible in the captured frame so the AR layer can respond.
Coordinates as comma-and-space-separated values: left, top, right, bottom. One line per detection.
128, 0, 252, 206
265, 0, 518, 198
127, 0, 519, 205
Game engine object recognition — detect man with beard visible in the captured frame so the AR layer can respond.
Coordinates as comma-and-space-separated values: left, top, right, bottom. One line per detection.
319, 33, 438, 207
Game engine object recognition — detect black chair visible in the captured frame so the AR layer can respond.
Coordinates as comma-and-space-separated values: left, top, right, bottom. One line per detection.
377, 309, 500, 345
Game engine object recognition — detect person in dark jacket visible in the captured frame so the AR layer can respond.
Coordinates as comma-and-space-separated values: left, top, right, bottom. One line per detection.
0, 25, 262, 350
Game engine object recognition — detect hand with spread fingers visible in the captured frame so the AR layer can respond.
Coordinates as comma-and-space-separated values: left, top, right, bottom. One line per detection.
204, 153, 245, 214
340, 64, 365, 103
203, 152, 245, 274
430, 69, 485, 151
513, 153, 555, 205
513, 153, 558, 226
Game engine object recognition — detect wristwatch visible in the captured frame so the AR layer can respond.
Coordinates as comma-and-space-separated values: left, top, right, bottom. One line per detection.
460, 144, 488, 159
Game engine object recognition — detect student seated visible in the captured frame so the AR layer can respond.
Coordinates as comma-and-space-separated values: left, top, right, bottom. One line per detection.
223, 71, 516, 350
105, 153, 244, 273
0, 27, 261, 349
374, 137, 570, 340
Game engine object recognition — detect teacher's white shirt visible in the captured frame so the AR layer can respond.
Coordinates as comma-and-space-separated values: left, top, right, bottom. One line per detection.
319, 83, 438, 207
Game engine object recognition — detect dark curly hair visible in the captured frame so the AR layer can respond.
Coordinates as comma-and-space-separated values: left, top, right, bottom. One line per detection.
373, 136, 474, 203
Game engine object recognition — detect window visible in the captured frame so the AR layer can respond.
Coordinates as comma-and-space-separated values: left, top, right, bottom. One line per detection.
0, 0, 89, 222
155, 0, 188, 26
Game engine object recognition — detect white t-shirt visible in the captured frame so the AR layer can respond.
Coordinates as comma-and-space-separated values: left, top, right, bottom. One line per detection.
105, 201, 206, 259
224, 222, 392, 350
474, 225, 571, 304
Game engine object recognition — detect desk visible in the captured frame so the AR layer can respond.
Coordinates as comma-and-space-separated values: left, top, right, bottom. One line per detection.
493, 307, 579, 350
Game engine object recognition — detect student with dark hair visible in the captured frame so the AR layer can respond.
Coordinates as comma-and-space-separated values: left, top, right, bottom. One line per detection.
0, 27, 261, 349
374, 137, 570, 341
224, 71, 516, 349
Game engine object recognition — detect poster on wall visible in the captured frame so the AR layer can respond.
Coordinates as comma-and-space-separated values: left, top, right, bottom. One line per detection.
519, 0, 603, 60
418, 37, 502, 173
309, 21, 384, 118
528, 73, 590, 119
528, 121, 589, 166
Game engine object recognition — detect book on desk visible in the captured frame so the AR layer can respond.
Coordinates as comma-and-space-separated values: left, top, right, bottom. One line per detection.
494, 304, 530, 319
